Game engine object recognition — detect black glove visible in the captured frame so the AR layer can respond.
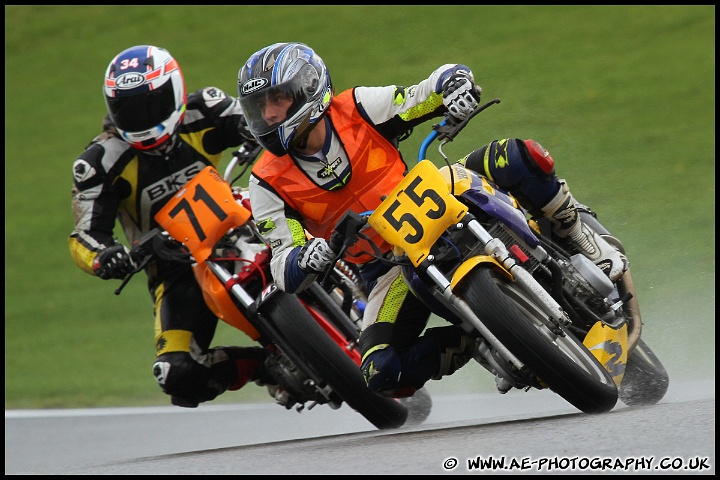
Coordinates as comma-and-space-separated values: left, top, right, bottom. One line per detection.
238, 114, 257, 143
442, 70, 482, 121
297, 238, 336, 275
92, 244, 135, 280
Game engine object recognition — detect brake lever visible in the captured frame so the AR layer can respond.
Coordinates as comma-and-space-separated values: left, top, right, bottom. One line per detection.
114, 228, 164, 295
321, 211, 367, 289
434, 98, 501, 142
114, 255, 152, 296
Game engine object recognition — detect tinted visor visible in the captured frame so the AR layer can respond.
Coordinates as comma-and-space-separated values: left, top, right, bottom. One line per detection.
239, 63, 320, 136
108, 81, 176, 132
240, 86, 305, 137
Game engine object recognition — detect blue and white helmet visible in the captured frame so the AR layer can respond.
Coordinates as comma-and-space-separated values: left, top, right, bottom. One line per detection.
103, 45, 186, 152
237, 42, 332, 156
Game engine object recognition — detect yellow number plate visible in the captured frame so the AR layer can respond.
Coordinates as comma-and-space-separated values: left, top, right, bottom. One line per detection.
369, 160, 468, 266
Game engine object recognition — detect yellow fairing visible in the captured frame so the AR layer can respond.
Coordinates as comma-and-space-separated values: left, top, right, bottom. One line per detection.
451, 256, 512, 292
438, 164, 474, 195
583, 321, 628, 386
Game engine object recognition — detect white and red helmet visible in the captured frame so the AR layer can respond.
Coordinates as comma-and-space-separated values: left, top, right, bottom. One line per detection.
104, 45, 186, 151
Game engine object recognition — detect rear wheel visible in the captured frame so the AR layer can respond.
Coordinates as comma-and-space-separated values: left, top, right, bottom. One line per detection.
457, 267, 618, 414
263, 291, 408, 429
619, 338, 669, 406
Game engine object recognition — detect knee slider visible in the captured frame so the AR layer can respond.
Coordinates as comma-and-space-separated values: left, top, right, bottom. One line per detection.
153, 351, 211, 400
361, 346, 435, 397
463, 139, 516, 179
361, 347, 404, 393
361, 328, 468, 396
522, 139, 555, 175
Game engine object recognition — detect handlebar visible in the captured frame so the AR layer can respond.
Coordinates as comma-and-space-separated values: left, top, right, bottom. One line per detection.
224, 141, 263, 185
114, 228, 192, 295
328, 210, 367, 255
418, 98, 501, 162
325, 98, 501, 278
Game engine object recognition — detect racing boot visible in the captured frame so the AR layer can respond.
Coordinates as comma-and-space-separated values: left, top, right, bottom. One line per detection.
160, 346, 276, 408
219, 346, 277, 390
223, 346, 296, 407
265, 385, 295, 409
430, 326, 478, 381
539, 179, 628, 281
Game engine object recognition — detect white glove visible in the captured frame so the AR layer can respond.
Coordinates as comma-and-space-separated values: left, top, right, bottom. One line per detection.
297, 238, 336, 274
442, 70, 482, 121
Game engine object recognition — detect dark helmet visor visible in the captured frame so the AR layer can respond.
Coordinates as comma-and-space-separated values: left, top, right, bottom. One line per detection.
108, 81, 176, 132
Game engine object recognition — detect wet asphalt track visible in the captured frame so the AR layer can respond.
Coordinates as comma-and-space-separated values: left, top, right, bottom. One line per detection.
5, 378, 714, 475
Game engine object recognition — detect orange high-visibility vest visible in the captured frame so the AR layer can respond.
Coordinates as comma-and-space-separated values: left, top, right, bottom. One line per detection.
253, 89, 408, 263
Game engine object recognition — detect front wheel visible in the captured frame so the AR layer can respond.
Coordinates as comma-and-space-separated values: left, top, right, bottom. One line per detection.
457, 267, 618, 414
263, 291, 408, 429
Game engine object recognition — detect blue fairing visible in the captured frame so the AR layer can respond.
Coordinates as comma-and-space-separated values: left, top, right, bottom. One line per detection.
460, 171, 539, 248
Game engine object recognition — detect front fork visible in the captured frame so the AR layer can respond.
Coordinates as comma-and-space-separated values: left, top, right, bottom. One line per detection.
418, 213, 570, 372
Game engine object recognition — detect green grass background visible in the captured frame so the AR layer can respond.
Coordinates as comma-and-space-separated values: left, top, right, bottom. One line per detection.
5, 6, 715, 409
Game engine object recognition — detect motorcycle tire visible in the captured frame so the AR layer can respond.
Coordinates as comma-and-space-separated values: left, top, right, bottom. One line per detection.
457, 266, 618, 414
263, 291, 408, 430
302, 289, 434, 426
618, 338, 669, 406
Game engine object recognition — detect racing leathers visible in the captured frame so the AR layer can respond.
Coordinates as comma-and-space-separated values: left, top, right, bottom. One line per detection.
69, 87, 273, 407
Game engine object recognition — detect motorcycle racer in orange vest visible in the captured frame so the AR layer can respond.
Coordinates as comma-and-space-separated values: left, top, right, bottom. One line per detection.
237, 42, 626, 399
